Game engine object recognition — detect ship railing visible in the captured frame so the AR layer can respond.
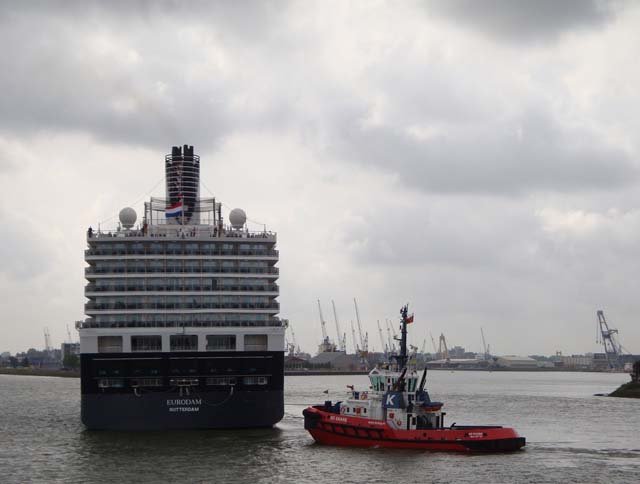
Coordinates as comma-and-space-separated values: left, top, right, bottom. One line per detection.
87, 228, 276, 240
85, 249, 278, 257
85, 267, 279, 275
85, 302, 280, 311
130, 345, 162, 352
96, 346, 124, 353
85, 284, 279, 293
77, 319, 283, 329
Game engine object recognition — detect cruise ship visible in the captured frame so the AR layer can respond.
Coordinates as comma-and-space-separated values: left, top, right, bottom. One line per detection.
77, 145, 284, 430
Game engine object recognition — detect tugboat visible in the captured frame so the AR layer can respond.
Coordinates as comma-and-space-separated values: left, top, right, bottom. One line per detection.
303, 305, 526, 452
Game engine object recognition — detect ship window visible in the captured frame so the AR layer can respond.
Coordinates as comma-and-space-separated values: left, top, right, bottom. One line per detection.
97, 336, 122, 353
131, 378, 163, 387
98, 378, 124, 388
206, 376, 237, 386
243, 376, 268, 386
244, 334, 268, 351
170, 335, 198, 351
131, 335, 162, 352
206, 335, 236, 351
131, 363, 161, 377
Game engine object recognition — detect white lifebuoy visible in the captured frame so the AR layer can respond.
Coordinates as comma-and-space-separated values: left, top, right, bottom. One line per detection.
360, 392, 368, 400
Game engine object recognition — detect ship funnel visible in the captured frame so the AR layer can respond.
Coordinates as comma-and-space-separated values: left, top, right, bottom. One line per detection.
165, 144, 200, 225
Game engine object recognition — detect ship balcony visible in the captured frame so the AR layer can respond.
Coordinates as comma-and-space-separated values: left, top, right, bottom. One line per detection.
76, 318, 283, 329
85, 252, 278, 261
87, 230, 276, 242
85, 249, 278, 257
85, 267, 279, 276
85, 284, 279, 294
84, 302, 280, 312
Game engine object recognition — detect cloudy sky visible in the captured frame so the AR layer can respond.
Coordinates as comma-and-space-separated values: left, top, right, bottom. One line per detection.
1, 0, 639, 356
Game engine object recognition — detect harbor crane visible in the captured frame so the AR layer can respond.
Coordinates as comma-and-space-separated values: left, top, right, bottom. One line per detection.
331, 300, 347, 352
385, 318, 397, 353
350, 319, 360, 354
438, 333, 449, 360
317, 300, 336, 352
480, 327, 491, 360
377, 320, 388, 355
430, 331, 438, 354
353, 298, 366, 352
43, 327, 52, 354
287, 321, 300, 355
596, 310, 624, 369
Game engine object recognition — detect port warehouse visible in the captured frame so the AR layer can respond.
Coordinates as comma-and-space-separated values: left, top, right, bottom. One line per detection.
284, 351, 639, 372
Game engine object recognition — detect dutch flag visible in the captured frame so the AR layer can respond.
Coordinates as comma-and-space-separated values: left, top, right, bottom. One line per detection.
166, 199, 184, 218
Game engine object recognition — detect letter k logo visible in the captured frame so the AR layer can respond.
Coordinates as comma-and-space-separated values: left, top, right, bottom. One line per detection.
386, 394, 395, 406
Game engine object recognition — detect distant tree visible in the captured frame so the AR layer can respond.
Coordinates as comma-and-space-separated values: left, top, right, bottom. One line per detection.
9, 357, 18, 368
63, 353, 79, 370
20, 357, 30, 368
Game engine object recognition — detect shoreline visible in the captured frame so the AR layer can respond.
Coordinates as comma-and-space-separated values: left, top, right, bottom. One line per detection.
1, 367, 628, 379
0, 368, 80, 378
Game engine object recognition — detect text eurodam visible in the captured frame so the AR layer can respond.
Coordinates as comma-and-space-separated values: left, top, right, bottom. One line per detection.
166, 398, 202, 412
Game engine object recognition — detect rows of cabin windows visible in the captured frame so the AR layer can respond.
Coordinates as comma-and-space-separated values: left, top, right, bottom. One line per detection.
89, 313, 273, 326
97, 375, 269, 389
86, 294, 277, 310
97, 334, 268, 352
86, 277, 278, 292
87, 260, 275, 274
87, 242, 276, 256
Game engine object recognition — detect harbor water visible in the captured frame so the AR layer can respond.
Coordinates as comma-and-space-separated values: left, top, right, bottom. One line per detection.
1, 371, 638, 484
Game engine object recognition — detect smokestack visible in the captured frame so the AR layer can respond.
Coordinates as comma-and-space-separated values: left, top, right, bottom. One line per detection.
165, 145, 200, 225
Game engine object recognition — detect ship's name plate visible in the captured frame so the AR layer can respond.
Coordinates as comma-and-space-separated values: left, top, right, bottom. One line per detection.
166, 398, 202, 412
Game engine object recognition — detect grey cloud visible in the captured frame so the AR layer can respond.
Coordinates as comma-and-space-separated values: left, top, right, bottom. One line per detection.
332, 108, 637, 196
0, 1, 290, 150
424, 0, 620, 43
333, 193, 640, 354
340, 197, 541, 269
0, 211, 50, 280
1, 1, 634, 200
0, 142, 18, 173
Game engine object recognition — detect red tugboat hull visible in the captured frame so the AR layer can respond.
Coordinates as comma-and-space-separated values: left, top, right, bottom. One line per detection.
303, 406, 525, 452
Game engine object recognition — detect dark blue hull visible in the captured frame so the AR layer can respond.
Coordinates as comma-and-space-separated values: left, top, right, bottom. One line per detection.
80, 351, 284, 431
81, 390, 283, 430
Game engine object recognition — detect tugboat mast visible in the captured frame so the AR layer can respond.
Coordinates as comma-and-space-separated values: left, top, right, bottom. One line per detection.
394, 304, 410, 370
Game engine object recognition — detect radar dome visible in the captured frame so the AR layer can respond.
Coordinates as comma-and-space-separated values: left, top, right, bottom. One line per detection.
119, 207, 137, 229
229, 208, 247, 229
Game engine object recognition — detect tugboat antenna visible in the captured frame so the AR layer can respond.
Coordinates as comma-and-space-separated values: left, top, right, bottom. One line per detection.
393, 304, 410, 370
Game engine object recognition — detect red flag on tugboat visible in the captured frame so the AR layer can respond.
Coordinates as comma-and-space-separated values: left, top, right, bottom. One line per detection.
406, 314, 414, 324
